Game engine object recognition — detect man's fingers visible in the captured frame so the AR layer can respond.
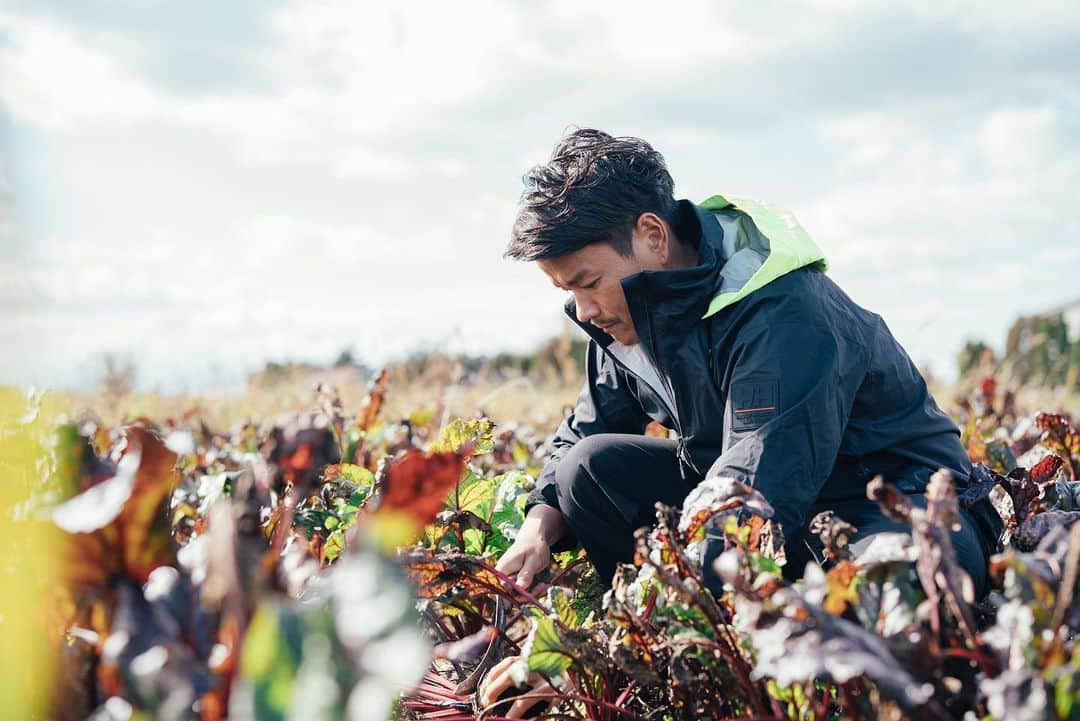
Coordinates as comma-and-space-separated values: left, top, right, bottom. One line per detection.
506, 694, 541, 719
495, 547, 523, 575
478, 656, 520, 708
505, 679, 557, 719
515, 551, 546, 589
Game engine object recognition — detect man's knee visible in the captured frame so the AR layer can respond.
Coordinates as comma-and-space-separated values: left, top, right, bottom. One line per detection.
553, 434, 620, 518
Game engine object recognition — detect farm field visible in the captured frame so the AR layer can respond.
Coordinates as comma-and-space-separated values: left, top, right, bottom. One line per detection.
3, 367, 1080, 721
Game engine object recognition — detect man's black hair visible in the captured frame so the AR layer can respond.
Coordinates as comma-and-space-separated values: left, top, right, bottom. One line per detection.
504, 127, 678, 261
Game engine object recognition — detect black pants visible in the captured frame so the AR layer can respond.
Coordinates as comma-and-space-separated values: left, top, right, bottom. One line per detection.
552, 433, 991, 598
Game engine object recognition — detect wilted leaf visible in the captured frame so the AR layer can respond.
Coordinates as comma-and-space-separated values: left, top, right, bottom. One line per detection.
401, 552, 508, 600
958, 463, 1006, 510
809, 510, 857, 562
264, 414, 341, 497
823, 560, 860, 616
678, 475, 774, 541
747, 573, 941, 717
357, 369, 389, 432
1006, 467, 1045, 521
867, 476, 913, 523
1014, 511, 1080, 552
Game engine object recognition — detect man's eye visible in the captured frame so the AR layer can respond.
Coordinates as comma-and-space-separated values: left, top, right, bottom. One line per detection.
584, 279, 600, 290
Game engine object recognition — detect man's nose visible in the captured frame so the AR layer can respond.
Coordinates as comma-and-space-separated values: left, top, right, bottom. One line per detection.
575, 294, 599, 324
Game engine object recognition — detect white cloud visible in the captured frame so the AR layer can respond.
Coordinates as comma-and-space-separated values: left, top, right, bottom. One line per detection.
977, 106, 1060, 172
800, 100, 1079, 377
0, 12, 162, 127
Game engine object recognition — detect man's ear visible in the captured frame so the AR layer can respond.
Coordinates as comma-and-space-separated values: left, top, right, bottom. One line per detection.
636, 212, 671, 265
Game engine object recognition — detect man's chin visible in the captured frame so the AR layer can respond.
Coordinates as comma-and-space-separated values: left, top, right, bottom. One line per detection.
606, 327, 638, 345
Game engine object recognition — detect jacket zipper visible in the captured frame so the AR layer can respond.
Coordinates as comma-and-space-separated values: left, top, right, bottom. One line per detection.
642, 297, 682, 437
600, 343, 680, 427
643, 297, 706, 479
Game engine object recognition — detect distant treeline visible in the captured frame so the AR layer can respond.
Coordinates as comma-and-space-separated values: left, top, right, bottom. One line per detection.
959, 299, 1080, 390
250, 333, 589, 390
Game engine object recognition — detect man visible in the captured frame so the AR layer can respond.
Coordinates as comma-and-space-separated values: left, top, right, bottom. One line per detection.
480, 127, 1001, 715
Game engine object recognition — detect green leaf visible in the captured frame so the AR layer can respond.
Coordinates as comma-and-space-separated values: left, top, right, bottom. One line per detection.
482, 471, 531, 555
462, 527, 486, 555
324, 529, 346, 561
522, 606, 573, 676
545, 586, 579, 628
336, 463, 376, 486
430, 418, 495, 456
749, 554, 782, 576
329, 463, 376, 507
494, 470, 532, 510
456, 470, 499, 516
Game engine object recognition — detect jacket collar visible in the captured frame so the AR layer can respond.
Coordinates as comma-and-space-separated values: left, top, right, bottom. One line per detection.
562, 198, 727, 351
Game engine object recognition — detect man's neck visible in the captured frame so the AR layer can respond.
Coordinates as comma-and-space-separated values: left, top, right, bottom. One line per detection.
663, 201, 703, 270
666, 237, 700, 270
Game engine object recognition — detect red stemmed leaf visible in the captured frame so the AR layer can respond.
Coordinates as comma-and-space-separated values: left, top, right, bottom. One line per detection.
374, 449, 466, 528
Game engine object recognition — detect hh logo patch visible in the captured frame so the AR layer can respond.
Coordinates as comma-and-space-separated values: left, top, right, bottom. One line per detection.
731, 377, 779, 432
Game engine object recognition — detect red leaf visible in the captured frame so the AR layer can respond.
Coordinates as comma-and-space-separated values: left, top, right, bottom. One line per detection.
1030, 454, 1065, 485
1036, 412, 1080, 480
375, 449, 466, 528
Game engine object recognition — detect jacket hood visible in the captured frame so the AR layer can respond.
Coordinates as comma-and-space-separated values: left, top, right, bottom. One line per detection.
696, 194, 828, 318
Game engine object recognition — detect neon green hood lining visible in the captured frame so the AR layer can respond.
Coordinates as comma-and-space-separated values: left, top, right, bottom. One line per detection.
698, 194, 828, 319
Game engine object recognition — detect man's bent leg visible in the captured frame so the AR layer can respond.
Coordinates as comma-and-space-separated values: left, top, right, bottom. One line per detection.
553, 433, 700, 584
784, 496, 992, 599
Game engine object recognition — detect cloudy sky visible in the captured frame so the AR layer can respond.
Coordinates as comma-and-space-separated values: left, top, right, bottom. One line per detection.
1, 1, 1078, 392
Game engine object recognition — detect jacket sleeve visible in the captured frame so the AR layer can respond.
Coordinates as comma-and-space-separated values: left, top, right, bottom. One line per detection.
525, 340, 651, 551
703, 316, 867, 537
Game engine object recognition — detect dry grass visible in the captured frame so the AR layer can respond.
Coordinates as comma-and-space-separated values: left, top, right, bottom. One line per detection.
46, 365, 582, 437
23, 353, 1080, 440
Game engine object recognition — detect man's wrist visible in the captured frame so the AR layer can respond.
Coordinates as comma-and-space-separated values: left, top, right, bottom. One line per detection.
521, 503, 567, 547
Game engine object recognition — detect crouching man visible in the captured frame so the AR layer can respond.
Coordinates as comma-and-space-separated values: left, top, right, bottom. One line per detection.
481, 127, 1002, 717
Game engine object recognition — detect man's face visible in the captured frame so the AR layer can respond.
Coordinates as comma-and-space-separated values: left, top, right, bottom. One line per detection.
537, 231, 663, 346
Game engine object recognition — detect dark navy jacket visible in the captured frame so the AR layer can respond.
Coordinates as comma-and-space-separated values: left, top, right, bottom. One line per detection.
526, 196, 976, 541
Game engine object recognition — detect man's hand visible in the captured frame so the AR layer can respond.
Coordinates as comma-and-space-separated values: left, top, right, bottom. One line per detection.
477, 655, 559, 718
495, 504, 568, 589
